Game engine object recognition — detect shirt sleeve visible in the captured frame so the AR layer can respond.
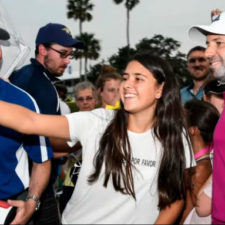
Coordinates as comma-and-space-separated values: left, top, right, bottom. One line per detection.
183, 131, 196, 168
65, 109, 114, 147
65, 111, 95, 147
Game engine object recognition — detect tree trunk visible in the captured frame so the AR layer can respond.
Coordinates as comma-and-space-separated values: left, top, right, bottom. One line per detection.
126, 8, 130, 48
79, 21, 83, 79
84, 57, 88, 80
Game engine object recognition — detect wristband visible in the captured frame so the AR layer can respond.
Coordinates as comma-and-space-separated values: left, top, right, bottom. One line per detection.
26, 195, 41, 211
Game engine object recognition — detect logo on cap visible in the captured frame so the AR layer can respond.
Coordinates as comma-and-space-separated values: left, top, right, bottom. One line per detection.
212, 15, 220, 23
62, 27, 72, 36
217, 80, 225, 86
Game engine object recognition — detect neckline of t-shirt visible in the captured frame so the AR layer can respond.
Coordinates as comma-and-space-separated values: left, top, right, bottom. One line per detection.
128, 128, 152, 136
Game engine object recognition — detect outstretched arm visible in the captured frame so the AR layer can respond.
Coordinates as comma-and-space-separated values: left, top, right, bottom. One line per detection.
0, 100, 70, 139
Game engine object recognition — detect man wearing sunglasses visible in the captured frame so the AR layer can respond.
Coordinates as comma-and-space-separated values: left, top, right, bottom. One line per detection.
181, 46, 211, 104
9, 23, 84, 225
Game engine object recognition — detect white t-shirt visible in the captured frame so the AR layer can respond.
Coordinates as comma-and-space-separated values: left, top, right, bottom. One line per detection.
62, 108, 194, 224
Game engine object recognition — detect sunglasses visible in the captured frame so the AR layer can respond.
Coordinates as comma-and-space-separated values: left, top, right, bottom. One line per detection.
48, 47, 75, 59
188, 57, 207, 64
77, 96, 94, 102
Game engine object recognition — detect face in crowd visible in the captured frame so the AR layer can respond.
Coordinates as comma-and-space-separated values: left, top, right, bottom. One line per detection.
40, 43, 74, 76
205, 34, 225, 82
76, 88, 97, 111
120, 60, 163, 115
187, 50, 210, 81
99, 78, 121, 107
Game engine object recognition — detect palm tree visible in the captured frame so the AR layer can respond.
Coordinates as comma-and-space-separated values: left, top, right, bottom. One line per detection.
67, 0, 94, 35
112, 0, 140, 48
67, 0, 94, 76
75, 32, 101, 80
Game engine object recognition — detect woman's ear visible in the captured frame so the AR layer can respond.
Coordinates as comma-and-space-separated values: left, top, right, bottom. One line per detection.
155, 83, 165, 99
188, 126, 200, 136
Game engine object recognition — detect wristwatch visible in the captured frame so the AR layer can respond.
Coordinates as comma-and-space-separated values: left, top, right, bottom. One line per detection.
26, 195, 41, 211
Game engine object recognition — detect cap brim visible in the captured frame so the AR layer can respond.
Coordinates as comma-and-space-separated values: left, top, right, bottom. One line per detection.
73, 40, 85, 49
0, 28, 10, 41
57, 39, 84, 49
189, 24, 225, 43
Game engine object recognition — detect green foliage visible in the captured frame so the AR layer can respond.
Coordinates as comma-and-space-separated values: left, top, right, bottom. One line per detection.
108, 45, 136, 73
74, 32, 101, 77
113, 0, 140, 11
89, 34, 190, 88
67, 0, 94, 23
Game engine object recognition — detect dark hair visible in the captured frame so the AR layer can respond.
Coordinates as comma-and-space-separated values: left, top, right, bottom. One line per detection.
95, 72, 122, 91
89, 53, 191, 210
184, 99, 219, 144
35, 43, 51, 56
187, 46, 206, 58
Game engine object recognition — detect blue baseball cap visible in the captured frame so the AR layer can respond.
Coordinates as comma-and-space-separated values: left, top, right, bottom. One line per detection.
0, 28, 10, 41
35, 23, 84, 49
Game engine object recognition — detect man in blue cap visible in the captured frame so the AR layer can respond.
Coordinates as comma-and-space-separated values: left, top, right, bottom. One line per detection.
9, 23, 84, 224
189, 10, 225, 224
0, 27, 53, 224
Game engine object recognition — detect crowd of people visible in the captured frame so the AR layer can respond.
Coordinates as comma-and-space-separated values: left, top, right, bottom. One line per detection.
0, 7, 225, 225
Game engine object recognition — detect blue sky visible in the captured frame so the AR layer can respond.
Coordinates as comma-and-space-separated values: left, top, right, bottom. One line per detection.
2, 0, 225, 79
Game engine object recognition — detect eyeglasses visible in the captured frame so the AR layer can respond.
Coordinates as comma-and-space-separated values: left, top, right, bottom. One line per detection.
48, 47, 75, 59
77, 96, 94, 102
188, 57, 207, 64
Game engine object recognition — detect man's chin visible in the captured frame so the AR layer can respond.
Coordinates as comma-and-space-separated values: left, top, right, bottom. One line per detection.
213, 67, 225, 82
192, 74, 208, 81
55, 71, 64, 77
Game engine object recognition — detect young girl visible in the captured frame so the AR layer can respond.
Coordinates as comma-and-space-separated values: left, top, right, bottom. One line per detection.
0, 53, 194, 224
183, 99, 219, 224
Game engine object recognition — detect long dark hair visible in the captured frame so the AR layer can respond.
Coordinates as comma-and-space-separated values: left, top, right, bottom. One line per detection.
184, 99, 219, 144
88, 53, 191, 210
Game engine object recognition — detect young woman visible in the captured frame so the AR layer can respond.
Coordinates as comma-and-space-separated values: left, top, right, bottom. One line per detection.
183, 99, 219, 224
0, 53, 194, 224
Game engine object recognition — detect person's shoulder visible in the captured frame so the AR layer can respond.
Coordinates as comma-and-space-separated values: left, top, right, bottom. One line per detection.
10, 63, 35, 84
90, 108, 115, 121
3, 80, 40, 112
180, 85, 190, 93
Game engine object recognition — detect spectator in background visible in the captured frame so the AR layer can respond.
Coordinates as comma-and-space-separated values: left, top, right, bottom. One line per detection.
182, 99, 219, 224
203, 78, 225, 114
74, 81, 98, 111
189, 10, 225, 223
0, 28, 52, 224
9, 23, 84, 225
59, 81, 98, 214
96, 71, 122, 109
181, 46, 211, 104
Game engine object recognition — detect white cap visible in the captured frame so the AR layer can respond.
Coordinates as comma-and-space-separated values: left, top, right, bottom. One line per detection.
189, 12, 225, 42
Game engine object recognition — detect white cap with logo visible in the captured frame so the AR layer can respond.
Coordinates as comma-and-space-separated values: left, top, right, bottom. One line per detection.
189, 12, 225, 42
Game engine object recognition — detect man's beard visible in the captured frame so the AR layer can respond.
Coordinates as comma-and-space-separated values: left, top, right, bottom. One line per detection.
212, 66, 225, 82
44, 56, 65, 76
211, 57, 225, 82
